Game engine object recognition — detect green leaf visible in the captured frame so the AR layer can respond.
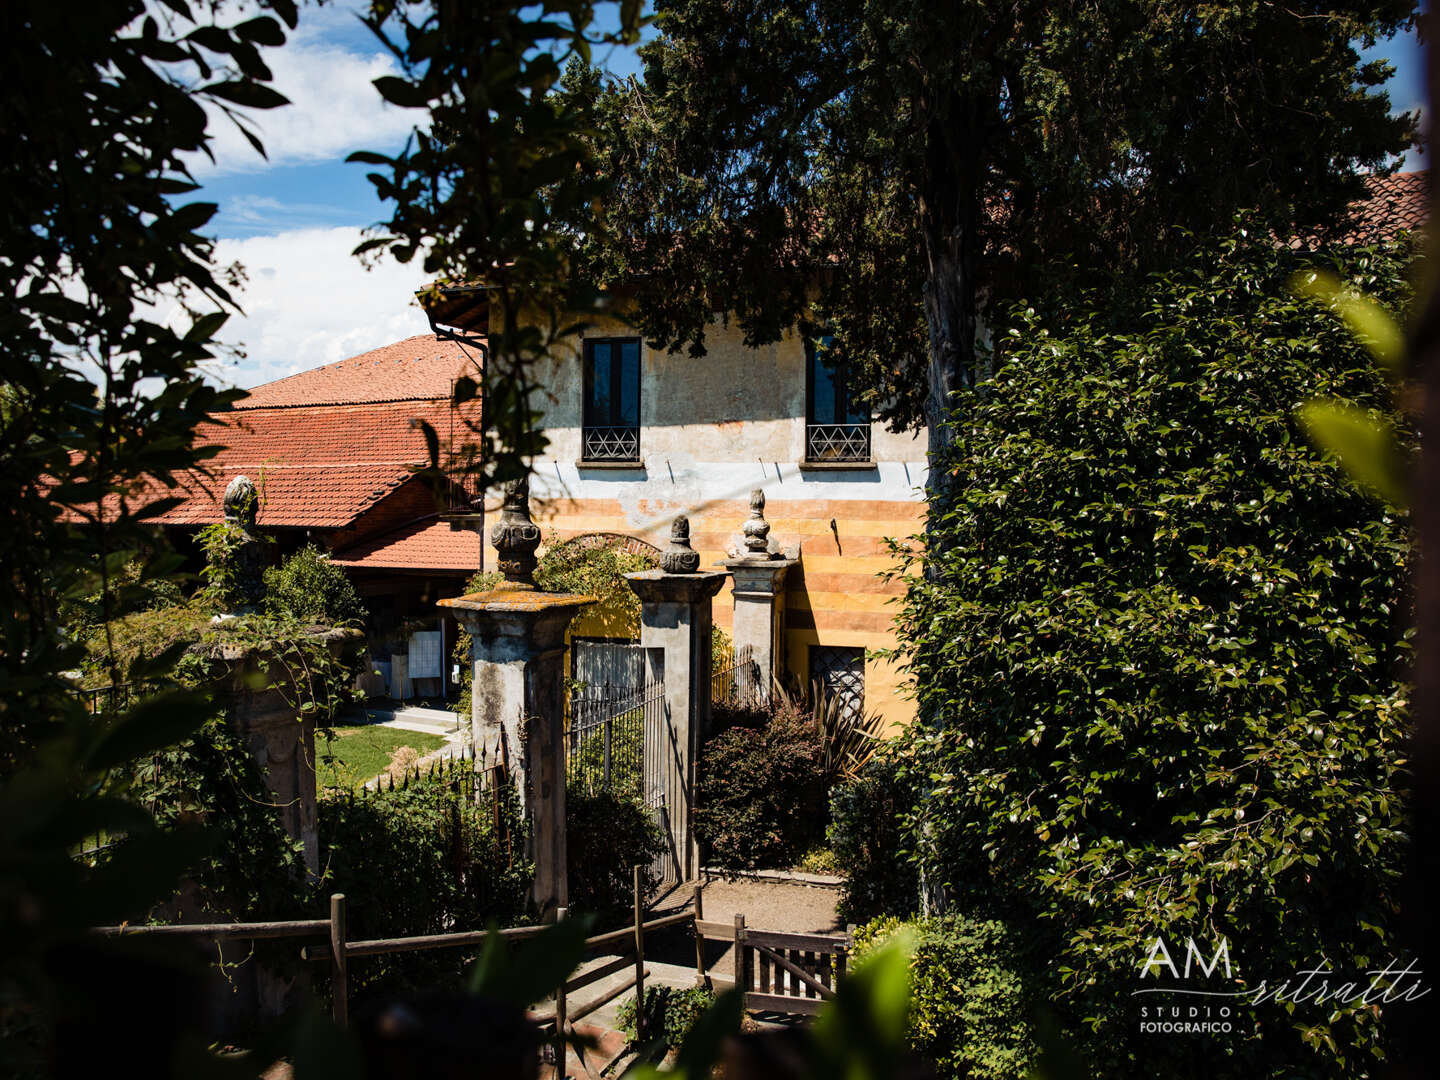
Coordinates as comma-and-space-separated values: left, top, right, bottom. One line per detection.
85, 691, 211, 771
372, 76, 430, 108
1289, 270, 1405, 374
466, 915, 591, 1006
344, 150, 394, 166
200, 80, 290, 109
185, 310, 229, 343
1296, 400, 1409, 507
669, 987, 742, 1079
235, 16, 285, 47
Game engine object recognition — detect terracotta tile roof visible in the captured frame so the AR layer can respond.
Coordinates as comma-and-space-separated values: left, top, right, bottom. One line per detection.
237, 334, 482, 408
134, 397, 474, 529
1343, 170, 1429, 244
329, 516, 483, 572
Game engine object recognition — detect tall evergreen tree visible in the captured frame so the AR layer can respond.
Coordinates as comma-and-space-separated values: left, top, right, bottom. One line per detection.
572, 0, 1418, 459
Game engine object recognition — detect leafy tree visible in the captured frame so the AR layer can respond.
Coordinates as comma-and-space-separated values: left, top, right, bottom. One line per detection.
892, 231, 1414, 1076
570, 0, 1417, 462
0, 0, 300, 761
264, 544, 369, 627
351, 0, 645, 490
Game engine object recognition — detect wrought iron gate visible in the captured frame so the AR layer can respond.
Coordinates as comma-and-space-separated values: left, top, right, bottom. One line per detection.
565, 671, 680, 887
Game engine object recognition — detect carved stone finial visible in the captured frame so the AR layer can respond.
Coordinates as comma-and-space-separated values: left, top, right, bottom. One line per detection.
223, 475, 259, 530
743, 488, 772, 554
490, 476, 541, 587
660, 515, 701, 573
213, 475, 270, 616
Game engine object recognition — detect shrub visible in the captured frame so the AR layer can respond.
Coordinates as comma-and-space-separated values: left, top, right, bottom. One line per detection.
263, 544, 367, 626
565, 786, 665, 925
853, 914, 1039, 1080
899, 233, 1414, 1075
616, 985, 717, 1049
694, 705, 825, 869
319, 776, 532, 1001
827, 753, 919, 922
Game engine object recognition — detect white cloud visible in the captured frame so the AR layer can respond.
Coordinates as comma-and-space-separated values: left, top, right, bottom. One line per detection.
162, 227, 433, 388
185, 6, 421, 178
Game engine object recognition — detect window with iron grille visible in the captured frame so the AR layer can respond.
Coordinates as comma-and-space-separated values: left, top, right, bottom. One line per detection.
808, 644, 865, 722
805, 335, 871, 462
582, 338, 641, 462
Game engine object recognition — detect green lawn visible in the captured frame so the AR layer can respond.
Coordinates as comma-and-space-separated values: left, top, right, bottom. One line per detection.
317, 725, 447, 790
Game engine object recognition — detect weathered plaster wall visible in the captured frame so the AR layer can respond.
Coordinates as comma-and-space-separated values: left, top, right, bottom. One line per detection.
495, 311, 929, 730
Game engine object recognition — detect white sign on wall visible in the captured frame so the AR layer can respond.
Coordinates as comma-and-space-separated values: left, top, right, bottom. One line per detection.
407, 630, 443, 680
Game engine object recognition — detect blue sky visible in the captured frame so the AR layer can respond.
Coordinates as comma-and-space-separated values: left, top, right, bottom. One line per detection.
189, 3, 1427, 392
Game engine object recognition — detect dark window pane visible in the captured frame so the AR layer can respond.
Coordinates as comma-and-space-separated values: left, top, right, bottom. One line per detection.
618, 340, 640, 427
842, 378, 870, 425
808, 336, 840, 424
587, 342, 613, 425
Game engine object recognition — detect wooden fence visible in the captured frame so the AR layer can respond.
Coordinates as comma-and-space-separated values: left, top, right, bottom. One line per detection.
89, 870, 854, 1067
690, 884, 853, 1016
90, 867, 690, 1063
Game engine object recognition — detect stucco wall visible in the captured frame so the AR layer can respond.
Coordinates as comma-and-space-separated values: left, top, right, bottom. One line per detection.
490, 310, 929, 730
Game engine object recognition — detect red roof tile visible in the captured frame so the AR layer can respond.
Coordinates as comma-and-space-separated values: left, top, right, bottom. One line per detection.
329, 516, 483, 573
133, 398, 478, 529
237, 334, 483, 409
1343, 170, 1429, 244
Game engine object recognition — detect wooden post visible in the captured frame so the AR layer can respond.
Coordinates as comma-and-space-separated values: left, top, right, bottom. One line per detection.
733, 913, 746, 1006
554, 906, 569, 1072
633, 865, 646, 1043
693, 882, 707, 987
329, 893, 348, 1028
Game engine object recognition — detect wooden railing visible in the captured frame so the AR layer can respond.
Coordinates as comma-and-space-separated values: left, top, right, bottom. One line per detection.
90, 869, 854, 1069
689, 884, 853, 1016
91, 866, 691, 1065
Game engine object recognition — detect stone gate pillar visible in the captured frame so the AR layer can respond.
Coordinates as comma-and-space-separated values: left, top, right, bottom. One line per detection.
724, 490, 798, 701
626, 517, 728, 882
439, 478, 593, 918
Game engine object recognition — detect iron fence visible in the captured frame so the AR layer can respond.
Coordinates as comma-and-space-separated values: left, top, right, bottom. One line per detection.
70, 681, 145, 715
711, 643, 762, 711
566, 681, 659, 797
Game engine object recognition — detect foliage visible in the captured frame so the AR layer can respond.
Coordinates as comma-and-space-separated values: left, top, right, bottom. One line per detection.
796, 844, 839, 876
76, 601, 214, 689
774, 676, 884, 787
536, 535, 657, 639
854, 915, 1039, 1080
828, 754, 919, 923
319, 773, 533, 1002
695, 704, 826, 869
565, 786, 664, 925
351, 0, 645, 493
567, 710, 644, 800
121, 711, 311, 924
895, 231, 1415, 1075
318, 725, 449, 791
571, 0, 1417, 459
617, 985, 717, 1049
264, 544, 369, 627
0, 0, 301, 765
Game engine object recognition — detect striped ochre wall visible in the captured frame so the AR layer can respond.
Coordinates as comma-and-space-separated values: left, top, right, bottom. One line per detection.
484, 494, 926, 729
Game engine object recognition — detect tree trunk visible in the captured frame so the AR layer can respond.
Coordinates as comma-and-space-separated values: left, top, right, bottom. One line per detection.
917, 95, 985, 490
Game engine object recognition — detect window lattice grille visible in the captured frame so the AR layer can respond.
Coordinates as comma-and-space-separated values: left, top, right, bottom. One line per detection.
809, 645, 865, 722
582, 426, 640, 461
806, 423, 871, 463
